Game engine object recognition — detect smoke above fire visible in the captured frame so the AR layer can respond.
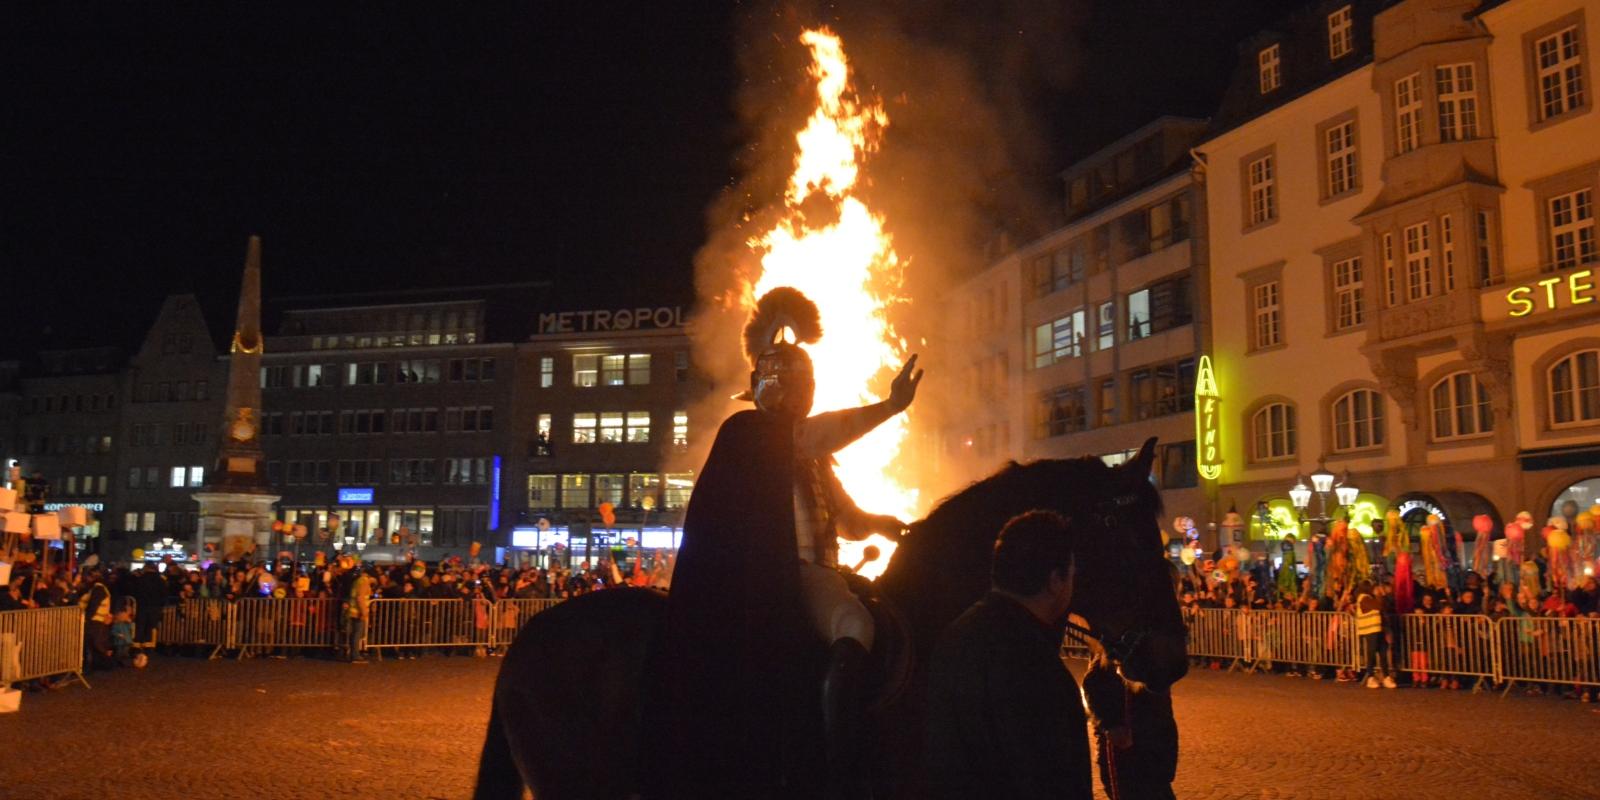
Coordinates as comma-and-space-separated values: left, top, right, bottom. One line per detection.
683, 2, 1082, 574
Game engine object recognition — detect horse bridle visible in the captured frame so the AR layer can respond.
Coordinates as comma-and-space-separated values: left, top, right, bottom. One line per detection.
1063, 490, 1165, 672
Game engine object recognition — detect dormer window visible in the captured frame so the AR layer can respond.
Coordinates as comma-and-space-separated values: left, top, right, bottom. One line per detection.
1328, 6, 1353, 60
1258, 45, 1282, 94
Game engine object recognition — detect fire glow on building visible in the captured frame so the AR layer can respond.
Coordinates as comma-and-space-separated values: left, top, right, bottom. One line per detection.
747, 29, 911, 578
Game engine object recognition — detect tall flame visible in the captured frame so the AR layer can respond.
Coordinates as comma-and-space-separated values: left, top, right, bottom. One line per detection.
747, 29, 911, 579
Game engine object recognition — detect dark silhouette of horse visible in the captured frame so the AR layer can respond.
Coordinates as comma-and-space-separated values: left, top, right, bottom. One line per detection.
474, 438, 1187, 799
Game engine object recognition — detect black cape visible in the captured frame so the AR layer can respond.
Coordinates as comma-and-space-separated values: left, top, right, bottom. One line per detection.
655, 409, 816, 797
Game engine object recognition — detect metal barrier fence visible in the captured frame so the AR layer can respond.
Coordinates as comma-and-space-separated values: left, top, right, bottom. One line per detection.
0, 606, 88, 688
367, 599, 493, 652
1184, 608, 1247, 665
491, 599, 563, 649
1400, 614, 1496, 688
158, 599, 232, 658
1494, 616, 1600, 693
231, 598, 339, 658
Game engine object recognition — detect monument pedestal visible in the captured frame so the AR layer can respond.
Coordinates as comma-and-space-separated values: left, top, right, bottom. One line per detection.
194, 490, 279, 561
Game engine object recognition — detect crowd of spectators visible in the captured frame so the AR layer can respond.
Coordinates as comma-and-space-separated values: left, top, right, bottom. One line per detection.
1176, 553, 1600, 704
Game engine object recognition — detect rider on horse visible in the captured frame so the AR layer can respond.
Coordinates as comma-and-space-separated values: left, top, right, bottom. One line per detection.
659, 287, 921, 799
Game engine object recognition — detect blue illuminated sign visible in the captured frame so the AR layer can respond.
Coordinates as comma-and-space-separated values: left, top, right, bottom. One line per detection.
337, 487, 375, 505
489, 456, 503, 530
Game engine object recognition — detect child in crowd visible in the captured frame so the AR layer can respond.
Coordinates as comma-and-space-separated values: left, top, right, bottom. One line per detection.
111, 605, 136, 666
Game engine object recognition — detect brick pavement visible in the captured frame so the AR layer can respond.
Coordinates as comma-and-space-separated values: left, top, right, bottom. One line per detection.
2, 654, 1598, 799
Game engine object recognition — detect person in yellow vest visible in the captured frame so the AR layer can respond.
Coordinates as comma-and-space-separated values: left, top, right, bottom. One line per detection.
344, 564, 374, 664
1355, 580, 1394, 689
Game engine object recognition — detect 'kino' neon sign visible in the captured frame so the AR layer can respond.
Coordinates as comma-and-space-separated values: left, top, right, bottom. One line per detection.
1194, 355, 1222, 481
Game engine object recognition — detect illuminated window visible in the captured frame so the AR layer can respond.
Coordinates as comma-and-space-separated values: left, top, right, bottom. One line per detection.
596, 474, 625, 507
673, 410, 688, 448
599, 412, 624, 443
663, 473, 695, 509
626, 411, 651, 443
1431, 372, 1493, 440
573, 355, 599, 387
1096, 302, 1115, 351
170, 467, 185, 488
1037, 386, 1086, 438
1395, 73, 1422, 154
600, 354, 627, 385
1332, 389, 1385, 452
527, 474, 558, 508
629, 473, 662, 508
1549, 350, 1600, 426
540, 356, 554, 388
1251, 402, 1297, 461
1033, 309, 1086, 367
572, 413, 597, 444
188, 466, 205, 488
561, 474, 591, 509
627, 353, 652, 385
1097, 378, 1117, 427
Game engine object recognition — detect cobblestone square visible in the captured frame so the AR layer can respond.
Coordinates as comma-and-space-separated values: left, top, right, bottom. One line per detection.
3, 655, 1598, 799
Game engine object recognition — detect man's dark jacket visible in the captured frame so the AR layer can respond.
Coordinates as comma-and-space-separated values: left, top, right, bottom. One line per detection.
655, 409, 812, 797
922, 591, 1092, 800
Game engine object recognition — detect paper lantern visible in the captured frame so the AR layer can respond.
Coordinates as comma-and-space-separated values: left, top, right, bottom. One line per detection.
55, 505, 88, 528
132, 548, 146, 560
1590, 504, 1600, 519
292, 525, 309, 541
1577, 512, 1596, 534
271, 520, 284, 533
0, 487, 16, 512
1547, 526, 1571, 551
1472, 515, 1493, 535
1548, 516, 1569, 531
599, 502, 616, 527
313, 552, 326, 567
1172, 516, 1195, 535
1180, 547, 1196, 565
1516, 511, 1534, 530
469, 541, 482, 557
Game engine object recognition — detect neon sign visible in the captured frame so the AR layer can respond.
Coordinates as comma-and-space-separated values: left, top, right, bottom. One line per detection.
1505, 268, 1596, 317
1194, 355, 1222, 481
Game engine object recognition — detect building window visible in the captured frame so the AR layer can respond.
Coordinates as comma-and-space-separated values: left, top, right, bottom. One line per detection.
1157, 441, 1199, 490
533, 414, 553, 456
599, 412, 624, 443
1037, 386, 1086, 438
1395, 73, 1422, 154
1549, 350, 1600, 427
1247, 154, 1276, 226
675, 351, 690, 383
560, 474, 591, 509
1324, 119, 1358, 198
663, 473, 694, 509
1126, 290, 1150, 341
1252, 281, 1281, 349
540, 356, 554, 388
1534, 25, 1586, 122
573, 413, 597, 444
573, 355, 599, 387
1548, 188, 1596, 271
1382, 232, 1398, 305
1331, 256, 1365, 331
1476, 209, 1500, 286
1148, 192, 1192, 251
1129, 358, 1196, 421
596, 474, 625, 507
528, 474, 558, 508
1436, 63, 1479, 142
1332, 389, 1385, 452
127, 467, 142, 489
1097, 378, 1117, 427
673, 410, 689, 449
1258, 44, 1281, 94
1096, 302, 1115, 351
1441, 214, 1457, 291
1328, 5, 1353, 59
170, 467, 186, 488
1033, 309, 1086, 368
1128, 274, 1192, 339
188, 466, 205, 488
1251, 402, 1297, 461
629, 473, 662, 509
1404, 221, 1434, 301
626, 411, 651, 443
141, 512, 156, 532
1431, 371, 1493, 440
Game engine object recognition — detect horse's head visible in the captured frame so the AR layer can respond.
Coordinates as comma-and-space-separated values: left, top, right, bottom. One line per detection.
1042, 437, 1188, 691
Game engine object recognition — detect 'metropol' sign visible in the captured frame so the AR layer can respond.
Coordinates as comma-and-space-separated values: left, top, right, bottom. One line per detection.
537, 306, 687, 334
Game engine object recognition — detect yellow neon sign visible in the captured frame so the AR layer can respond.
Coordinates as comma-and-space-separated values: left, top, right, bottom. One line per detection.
1506, 268, 1595, 317
1195, 355, 1222, 481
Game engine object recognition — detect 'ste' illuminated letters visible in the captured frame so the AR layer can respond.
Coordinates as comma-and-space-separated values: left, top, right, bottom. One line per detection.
1194, 355, 1223, 481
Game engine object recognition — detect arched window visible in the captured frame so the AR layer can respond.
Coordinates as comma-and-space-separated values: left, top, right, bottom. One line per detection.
1431, 371, 1492, 440
1332, 389, 1385, 452
1549, 349, 1600, 426
1251, 402, 1297, 461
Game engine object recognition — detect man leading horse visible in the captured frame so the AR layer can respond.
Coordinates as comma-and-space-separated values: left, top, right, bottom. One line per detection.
656, 286, 921, 799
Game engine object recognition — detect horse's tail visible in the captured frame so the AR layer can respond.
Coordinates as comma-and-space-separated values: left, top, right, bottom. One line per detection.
472, 699, 523, 800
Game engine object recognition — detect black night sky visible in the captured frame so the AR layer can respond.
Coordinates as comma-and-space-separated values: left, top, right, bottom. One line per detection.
2, 1, 1295, 358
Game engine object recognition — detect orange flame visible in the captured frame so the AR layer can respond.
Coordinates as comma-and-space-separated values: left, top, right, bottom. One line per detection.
746, 29, 911, 579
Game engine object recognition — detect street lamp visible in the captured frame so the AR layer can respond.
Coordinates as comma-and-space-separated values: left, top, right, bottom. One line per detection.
1290, 460, 1359, 533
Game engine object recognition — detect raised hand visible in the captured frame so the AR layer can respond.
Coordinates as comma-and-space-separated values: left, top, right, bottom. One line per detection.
888, 354, 924, 413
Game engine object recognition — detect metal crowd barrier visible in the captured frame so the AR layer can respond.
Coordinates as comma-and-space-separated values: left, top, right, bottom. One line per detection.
490, 598, 563, 649
1400, 614, 1496, 690
231, 598, 339, 658
1185, 608, 1248, 666
158, 599, 233, 659
1494, 616, 1600, 694
366, 598, 493, 652
0, 606, 88, 688
1253, 610, 1359, 672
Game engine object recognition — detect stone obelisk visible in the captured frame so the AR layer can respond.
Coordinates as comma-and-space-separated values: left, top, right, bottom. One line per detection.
194, 235, 280, 560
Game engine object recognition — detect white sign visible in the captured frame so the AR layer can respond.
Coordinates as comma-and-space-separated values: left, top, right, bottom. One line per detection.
44, 502, 104, 513
536, 306, 686, 334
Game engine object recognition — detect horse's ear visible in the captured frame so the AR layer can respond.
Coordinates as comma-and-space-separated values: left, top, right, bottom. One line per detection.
1126, 437, 1158, 481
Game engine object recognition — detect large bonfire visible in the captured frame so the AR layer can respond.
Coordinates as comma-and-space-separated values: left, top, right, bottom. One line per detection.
745, 29, 913, 578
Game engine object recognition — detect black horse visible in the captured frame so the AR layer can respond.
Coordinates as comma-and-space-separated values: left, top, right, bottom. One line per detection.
474, 438, 1188, 799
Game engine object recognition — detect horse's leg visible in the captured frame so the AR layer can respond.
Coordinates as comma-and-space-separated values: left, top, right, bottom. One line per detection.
472, 701, 525, 800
